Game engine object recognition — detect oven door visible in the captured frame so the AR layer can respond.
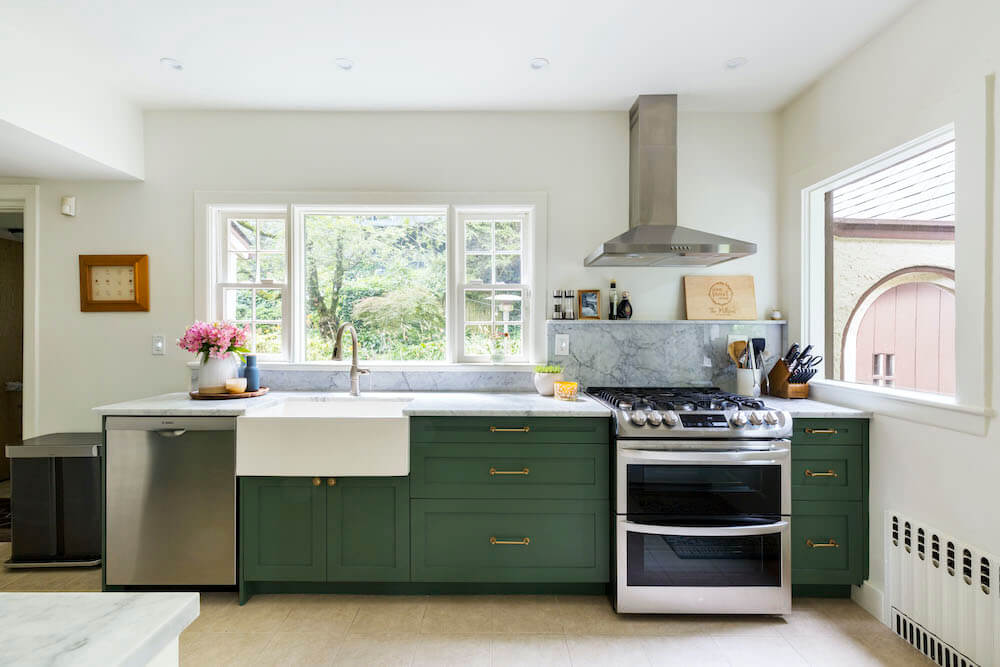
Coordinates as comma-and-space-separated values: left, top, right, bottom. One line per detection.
615, 518, 791, 614
616, 444, 791, 519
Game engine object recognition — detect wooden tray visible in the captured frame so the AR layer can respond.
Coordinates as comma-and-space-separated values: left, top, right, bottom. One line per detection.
189, 387, 270, 400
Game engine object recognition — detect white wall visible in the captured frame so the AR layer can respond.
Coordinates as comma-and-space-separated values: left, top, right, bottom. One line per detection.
778, 0, 1000, 612
22, 109, 778, 432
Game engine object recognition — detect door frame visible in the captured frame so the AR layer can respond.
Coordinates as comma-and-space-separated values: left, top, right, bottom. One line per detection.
0, 184, 39, 438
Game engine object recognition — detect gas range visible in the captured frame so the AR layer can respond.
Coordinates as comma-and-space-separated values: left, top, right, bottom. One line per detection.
586, 386, 792, 440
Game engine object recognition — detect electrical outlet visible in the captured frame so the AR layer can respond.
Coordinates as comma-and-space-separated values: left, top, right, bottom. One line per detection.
152, 335, 166, 356
555, 334, 570, 356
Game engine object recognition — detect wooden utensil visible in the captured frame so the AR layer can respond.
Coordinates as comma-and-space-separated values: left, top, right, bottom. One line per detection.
729, 341, 748, 368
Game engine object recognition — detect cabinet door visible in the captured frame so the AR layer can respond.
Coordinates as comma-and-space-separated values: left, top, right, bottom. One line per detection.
791, 500, 865, 586
241, 477, 325, 582
327, 477, 409, 582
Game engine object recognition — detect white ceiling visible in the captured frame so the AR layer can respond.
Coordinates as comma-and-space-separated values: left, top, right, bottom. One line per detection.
3, 0, 917, 112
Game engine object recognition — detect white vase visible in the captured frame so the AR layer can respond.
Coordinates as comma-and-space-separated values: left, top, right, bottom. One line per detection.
533, 372, 564, 396
199, 354, 240, 394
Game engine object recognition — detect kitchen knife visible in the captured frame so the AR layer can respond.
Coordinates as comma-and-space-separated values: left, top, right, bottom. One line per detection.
784, 344, 800, 364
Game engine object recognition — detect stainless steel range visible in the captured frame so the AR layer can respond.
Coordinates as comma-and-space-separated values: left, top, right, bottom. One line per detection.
586, 387, 793, 615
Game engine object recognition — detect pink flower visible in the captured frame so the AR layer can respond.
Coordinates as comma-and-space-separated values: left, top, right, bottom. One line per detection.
177, 320, 250, 362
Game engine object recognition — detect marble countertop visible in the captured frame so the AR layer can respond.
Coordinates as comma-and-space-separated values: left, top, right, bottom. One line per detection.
94, 391, 611, 418
0, 592, 198, 666
763, 396, 870, 418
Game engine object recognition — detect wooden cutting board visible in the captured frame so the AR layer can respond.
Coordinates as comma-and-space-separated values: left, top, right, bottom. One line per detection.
684, 275, 757, 320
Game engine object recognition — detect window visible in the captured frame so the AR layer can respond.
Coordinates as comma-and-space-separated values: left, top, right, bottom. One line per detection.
818, 133, 956, 396
205, 199, 539, 364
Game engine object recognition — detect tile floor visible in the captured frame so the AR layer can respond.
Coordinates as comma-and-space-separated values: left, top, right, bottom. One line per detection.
0, 542, 931, 666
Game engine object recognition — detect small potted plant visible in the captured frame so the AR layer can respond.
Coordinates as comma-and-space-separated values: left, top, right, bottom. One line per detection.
178, 321, 250, 394
533, 364, 565, 396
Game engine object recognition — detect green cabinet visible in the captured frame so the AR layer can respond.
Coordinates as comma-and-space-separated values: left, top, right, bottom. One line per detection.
240, 476, 409, 585
790, 418, 869, 593
410, 417, 609, 444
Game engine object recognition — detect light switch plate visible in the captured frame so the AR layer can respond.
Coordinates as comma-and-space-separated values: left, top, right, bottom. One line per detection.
555, 334, 569, 356
151, 335, 166, 356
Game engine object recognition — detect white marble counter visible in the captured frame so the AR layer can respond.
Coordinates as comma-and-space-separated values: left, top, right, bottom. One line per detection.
764, 397, 870, 418
95, 391, 611, 418
0, 592, 198, 666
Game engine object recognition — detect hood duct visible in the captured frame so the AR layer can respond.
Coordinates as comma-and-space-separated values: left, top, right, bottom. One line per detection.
584, 94, 757, 267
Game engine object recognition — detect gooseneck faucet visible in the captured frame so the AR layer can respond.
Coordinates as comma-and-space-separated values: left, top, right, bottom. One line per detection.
331, 323, 370, 396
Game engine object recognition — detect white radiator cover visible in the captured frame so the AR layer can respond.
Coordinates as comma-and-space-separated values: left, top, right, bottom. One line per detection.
885, 512, 999, 666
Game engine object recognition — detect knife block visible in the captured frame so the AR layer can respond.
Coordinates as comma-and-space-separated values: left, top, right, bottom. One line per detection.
767, 360, 810, 399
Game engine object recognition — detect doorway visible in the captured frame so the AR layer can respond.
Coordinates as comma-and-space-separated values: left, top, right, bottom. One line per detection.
0, 206, 22, 539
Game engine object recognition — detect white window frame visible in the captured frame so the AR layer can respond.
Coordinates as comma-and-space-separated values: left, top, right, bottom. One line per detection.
799, 124, 993, 434
195, 192, 547, 367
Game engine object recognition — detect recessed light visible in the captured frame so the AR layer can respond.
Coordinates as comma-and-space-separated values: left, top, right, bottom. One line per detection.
724, 57, 748, 70
335, 57, 353, 71
529, 57, 549, 70
159, 57, 183, 71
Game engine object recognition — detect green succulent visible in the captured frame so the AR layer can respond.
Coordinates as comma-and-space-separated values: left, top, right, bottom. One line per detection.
534, 365, 564, 374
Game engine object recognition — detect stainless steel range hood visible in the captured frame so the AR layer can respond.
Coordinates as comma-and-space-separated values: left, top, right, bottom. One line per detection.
584, 95, 757, 267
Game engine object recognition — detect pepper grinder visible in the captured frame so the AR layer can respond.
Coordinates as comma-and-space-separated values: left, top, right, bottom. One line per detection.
551, 289, 564, 319
563, 290, 576, 320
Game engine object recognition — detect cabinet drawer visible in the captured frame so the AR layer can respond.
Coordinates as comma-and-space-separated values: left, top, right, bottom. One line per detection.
410, 444, 609, 499
792, 419, 866, 446
411, 499, 610, 582
791, 446, 863, 501
410, 417, 610, 445
792, 501, 865, 586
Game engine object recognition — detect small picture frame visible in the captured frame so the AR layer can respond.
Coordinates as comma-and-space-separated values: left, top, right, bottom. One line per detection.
578, 289, 601, 319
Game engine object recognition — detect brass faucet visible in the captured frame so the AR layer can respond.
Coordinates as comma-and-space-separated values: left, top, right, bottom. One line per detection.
331, 323, 370, 396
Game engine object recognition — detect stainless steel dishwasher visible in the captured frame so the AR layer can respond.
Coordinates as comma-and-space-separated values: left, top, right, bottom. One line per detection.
105, 416, 236, 586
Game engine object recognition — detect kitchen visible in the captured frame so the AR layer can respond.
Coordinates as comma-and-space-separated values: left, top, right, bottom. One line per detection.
0, 1, 997, 665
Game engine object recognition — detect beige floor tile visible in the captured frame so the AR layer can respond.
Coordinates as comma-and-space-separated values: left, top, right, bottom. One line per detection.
491, 595, 564, 634
783, 631, 890, 666
858, 633, 936, 666
332, 636, 416, 666
0, 568, 90, 591
556, 595, 634, 636
421, 596, 495, 635
64, 568, 103, 592
278, 604, 359, 636
489, 635, 571, 666
710, 636, 807, 666
565, 636, 652, 667
180, 632, 273, 667
254, 631, 340, 666
205, 595, 294, 635
348, 596, 428, 635
410, 635, 491, 667
641, 635, 731, 666
185, 592, 240, 633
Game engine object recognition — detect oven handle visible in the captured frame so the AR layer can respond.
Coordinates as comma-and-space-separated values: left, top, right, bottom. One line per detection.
618, 449, 787, 465
622, 519, 789, 537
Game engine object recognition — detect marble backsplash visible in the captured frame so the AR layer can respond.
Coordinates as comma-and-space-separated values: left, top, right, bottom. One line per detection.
190, 366, 535, 392
546, 320, 787, 392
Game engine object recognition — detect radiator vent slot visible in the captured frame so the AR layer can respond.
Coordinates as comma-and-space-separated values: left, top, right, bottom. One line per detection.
891, 608, 980, 667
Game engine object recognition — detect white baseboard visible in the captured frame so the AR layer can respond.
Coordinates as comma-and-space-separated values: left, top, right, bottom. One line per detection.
851, 581, 886, 625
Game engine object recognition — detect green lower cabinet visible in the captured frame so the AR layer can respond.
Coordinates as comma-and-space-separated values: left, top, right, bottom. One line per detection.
411, 499, 610, 582
792, 500, 865, 586
327, 477, 409, 581
241, 477, 326, 582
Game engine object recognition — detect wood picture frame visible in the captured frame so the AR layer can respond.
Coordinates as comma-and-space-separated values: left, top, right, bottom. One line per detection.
79, 254, 150, 312
578, 289, 601, 320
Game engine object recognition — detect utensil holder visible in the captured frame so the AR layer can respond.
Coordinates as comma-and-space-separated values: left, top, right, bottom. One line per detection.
767, 360, 810, 399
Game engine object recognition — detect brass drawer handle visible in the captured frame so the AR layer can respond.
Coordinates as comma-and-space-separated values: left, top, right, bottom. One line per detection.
804, 469, 838, 478
328, 478, 337, 486
490, 536, 530, 546
312, 477, 321, 486
806, 539, 840, 548
804, 428, 838, 434
490, 426, 530, 433
490, 467, 530, 476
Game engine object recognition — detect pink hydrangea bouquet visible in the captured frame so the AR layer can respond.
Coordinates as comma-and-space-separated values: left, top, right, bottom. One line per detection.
178, 321, 250, 363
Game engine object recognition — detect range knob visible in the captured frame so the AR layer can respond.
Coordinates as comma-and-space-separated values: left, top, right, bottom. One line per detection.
630, 410, 648, 426
662, 410, 679, 427
730, 411, 748, 427
646, 410, 663, 426
748, 411, 763, 426
763, 411, 779, 425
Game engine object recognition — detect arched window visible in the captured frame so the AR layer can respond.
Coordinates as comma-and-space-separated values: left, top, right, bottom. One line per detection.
841, 267, 955, 394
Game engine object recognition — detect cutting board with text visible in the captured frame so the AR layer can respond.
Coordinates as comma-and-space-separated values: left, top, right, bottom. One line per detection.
684, 275, 757, 320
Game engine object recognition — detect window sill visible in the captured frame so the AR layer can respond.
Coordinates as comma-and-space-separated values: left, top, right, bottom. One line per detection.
808, 379, 993, 436
184, 361, 537, 373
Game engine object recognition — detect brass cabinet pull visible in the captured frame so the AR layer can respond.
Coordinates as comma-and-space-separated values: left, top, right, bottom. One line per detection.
312, 477, 321, 486
490, 467, 530, 476
806, 539, 840, 548
804, 428, 838, 434
490, 426, 530, 433
804, 469, 838, 478
328, 478, 337, 486
490, 536, 530, 545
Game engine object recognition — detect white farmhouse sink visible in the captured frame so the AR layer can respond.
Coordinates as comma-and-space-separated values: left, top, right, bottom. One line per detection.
236, 396, 412, 476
